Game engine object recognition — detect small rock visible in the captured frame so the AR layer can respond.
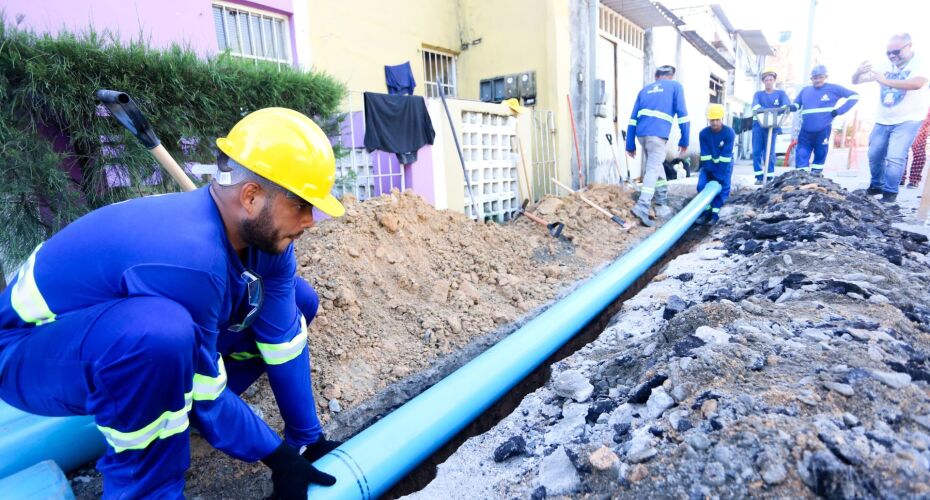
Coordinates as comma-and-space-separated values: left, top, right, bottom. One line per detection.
376, 212, 400, 232
537, 447, 581, 495
544, 415, 586, 445
801, 329, 830, 342
346, 247, 361, 258
493, 436, 527, 462
328, 399, 342, 413
704, 461, 727, 486
740, 300, 764, 315
677, 272, 694, 282
446, 315, 463, 334
757, 451, 788, 485
627, 429, 658, 463
782, 254, 794, 266
628, 374, 669, 404
842, 413, 860, 427
700, 249, 727, 260
701, 399, 719, 418
536, 197, 564, 216
629, 463, 649, 483
823, 381, 855, 397
663, 295, 688, 320
694, 326, 730, 345
686, 432, 713, 451
645, 388, 675, 420
913, 415, 930, 431
869, 369, 912, 389
642, 342, 657, 356
589, 446, 620, 471
552, 370, 595, 402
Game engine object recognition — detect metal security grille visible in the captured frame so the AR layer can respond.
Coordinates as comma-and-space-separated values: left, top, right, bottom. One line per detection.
212, 3, 290, 64
423, 49, 457, 98
598, 6, 644, 51
530, 110, 558, 201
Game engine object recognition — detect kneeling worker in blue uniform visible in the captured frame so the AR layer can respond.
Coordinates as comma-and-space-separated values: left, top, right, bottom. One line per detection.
695, 104, 735, 225
0, 108, 344, 498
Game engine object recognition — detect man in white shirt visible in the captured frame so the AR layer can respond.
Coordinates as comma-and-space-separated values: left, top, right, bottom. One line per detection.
853, 33, 929, 203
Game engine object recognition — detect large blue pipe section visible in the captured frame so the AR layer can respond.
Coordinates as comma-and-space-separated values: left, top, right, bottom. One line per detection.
0, 401, 106, 478
309, 182, 722, 499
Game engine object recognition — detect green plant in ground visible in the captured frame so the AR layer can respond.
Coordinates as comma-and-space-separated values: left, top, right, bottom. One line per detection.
0, 18, 345, 274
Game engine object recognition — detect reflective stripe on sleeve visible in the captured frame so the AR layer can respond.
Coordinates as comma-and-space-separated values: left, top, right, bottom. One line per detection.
255, 315, 309, 366
10, 244, 56, 325
97, 392, 192, 453
192, 357, 227, 401
628, 119, 638, 126
676, 116, 690, 124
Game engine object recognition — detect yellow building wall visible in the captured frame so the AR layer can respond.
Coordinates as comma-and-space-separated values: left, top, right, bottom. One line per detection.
305, 0, 460, 100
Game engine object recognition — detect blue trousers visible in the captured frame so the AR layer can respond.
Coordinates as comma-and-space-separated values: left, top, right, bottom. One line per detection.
0, 279, 319, 498
697, 165, 733, 217
795, 128, 831, 171
752, 124, 778, 178
868, 120, 923, 194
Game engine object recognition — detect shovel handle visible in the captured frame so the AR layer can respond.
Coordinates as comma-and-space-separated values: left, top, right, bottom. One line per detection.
550, 178, 615, 219
151, 144, 198, 192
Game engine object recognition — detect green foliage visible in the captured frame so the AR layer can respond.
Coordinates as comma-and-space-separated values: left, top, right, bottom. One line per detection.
0, 19, 345, 273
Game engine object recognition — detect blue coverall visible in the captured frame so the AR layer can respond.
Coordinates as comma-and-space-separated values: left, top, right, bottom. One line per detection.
751, 89, 791, 179
697, 125, 736, 221
626, 79, 690, 206
0, 187, 323, 498
791, 83, 859, 172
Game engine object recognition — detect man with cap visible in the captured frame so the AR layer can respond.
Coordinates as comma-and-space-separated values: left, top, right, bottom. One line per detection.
0, 108, 344, 498
853, 33, 929, 203
751, 68, 792, 184
695, 104, 735, 226
789, 65, 859, 177
625, 65, 690, 226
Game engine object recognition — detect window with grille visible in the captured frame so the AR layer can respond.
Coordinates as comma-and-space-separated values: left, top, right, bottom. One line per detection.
709, 74, 725, 104
423, 49, 457, 98
212, 3, 290, 64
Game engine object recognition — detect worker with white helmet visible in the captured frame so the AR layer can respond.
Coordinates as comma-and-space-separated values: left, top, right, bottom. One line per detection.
751, 68, 792, 184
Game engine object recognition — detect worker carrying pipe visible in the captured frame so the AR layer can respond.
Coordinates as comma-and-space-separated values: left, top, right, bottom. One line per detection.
751, 68, 793, 185
790, 64, 860, 176
695, 104, 736, 226
625, 64, 690, 227
0, 108, 344, 498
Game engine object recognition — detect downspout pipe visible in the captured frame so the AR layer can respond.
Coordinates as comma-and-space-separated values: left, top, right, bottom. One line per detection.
309, 182, 723, 499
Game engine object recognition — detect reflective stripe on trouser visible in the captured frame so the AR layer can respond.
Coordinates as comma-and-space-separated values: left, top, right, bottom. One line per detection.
9, 244, 56, 326
751, 124, 777, 176
637, 136, 668, 207
0, 297, 196, 498
655, 179, 669, 205
795, 127, 830, 169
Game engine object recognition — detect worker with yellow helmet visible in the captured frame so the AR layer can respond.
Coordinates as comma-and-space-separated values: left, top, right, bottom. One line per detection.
695, 103, 736, 225
0, 108, 342, 497
751, 68, 792, 185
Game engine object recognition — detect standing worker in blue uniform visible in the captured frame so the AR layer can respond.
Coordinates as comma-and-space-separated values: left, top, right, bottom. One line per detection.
0, 108, 345, 499
751, 68, 792, 184
790, 65, 859, 176
626, 64, 690, 227
695, 104, 735, 226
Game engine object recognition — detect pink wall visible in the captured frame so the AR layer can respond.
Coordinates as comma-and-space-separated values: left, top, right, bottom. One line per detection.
4, 0, 296, 63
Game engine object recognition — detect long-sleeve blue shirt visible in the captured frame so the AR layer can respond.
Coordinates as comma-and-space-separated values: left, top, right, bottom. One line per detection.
699, 125, 736, 172
626, 79, 690, 151
791, 83, 859, 132
752, 89, 791, 132
0, 187, 321, 460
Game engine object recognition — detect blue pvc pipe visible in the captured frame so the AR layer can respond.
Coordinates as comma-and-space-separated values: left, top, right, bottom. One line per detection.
0, 401, 106, 478
0, 460, 75, 499
308, 182, 722, 499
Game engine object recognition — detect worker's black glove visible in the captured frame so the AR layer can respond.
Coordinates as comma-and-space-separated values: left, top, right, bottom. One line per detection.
262, 442, 336, 499
301, 435, 342, 463
830, 110, 838, 117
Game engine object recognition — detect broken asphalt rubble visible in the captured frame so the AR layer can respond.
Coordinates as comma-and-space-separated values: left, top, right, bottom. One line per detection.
408, 171, 930, 499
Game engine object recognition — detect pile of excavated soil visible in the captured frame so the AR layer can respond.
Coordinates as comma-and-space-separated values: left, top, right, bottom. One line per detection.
70, 184, 662, 498
412, 171, 930, 499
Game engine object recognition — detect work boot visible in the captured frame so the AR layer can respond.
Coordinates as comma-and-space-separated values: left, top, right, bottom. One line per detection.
754, 178, 763, 186
655, 204, 673, 219
866, 186, 882, 196
811, 170, 823, 178
694, 211, 713, 225
631, 203, 655, 227
907, 182, 920, 189
707, 214, 720, 226
880, 192, 897, 204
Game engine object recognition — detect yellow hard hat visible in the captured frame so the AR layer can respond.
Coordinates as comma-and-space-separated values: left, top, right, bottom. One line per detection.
217, 108, 345, 217
761, 67, 777, 80
502, 98, 525, 114
706, 103, 725, 120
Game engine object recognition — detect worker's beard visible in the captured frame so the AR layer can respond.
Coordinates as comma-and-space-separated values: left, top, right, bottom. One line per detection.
241, 198, 285, 254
